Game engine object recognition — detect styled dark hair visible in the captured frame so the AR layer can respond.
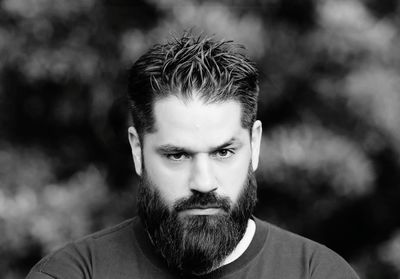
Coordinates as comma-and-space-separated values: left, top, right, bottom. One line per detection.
127, 33, 259, 139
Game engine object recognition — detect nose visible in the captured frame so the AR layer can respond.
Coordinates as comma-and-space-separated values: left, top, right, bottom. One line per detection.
189, 154, 217, 193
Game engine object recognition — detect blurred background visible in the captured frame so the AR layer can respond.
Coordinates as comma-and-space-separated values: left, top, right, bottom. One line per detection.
1, 0, 400, 278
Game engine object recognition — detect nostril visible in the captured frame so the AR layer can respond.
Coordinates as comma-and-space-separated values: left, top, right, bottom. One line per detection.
190, 187, 218, 195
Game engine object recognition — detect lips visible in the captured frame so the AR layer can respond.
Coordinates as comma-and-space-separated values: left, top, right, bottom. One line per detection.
180, 204, 222, 210
178, 207, 225, 216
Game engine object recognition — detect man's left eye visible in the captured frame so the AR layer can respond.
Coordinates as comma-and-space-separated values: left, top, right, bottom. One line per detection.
213, 149, 234, 159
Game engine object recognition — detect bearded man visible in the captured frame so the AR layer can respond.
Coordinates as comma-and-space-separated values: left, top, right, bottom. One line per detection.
27, 34, 359, 279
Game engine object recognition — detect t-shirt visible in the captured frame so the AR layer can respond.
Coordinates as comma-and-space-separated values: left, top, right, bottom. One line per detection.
26, 217, 359, 279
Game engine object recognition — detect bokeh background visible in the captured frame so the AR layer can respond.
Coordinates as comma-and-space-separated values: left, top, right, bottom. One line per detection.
1, 0, 400, 278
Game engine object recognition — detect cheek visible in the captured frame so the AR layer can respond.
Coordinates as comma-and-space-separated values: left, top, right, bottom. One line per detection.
143, 152, 191, 206
217, 153, 251, 203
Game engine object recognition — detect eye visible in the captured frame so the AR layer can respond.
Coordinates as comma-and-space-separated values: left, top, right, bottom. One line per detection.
213, 149, 234, 159
166, 153, 190, 161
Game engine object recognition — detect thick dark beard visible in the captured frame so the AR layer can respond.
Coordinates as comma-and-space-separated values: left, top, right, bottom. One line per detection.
137, 165, 257, 276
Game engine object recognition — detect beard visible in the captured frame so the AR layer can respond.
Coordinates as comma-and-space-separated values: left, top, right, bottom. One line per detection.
137, 164, 257, 276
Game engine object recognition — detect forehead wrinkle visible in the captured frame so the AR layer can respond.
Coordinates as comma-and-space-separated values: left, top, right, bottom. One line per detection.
146, 94, 246, 150
156, 136, 242, 154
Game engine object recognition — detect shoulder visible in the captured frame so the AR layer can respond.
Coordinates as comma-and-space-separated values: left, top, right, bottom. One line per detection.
81, 217, 137, 245
27, 218, 139, 279
258, 218, 323, 254
254, 217, 359, 279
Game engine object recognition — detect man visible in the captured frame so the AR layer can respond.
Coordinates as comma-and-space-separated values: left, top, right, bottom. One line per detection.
27, 34, 359, 278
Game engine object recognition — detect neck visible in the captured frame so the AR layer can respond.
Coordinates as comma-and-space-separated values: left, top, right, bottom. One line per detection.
219, 218, 256, 267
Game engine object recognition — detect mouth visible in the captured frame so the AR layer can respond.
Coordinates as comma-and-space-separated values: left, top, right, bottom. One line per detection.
179, 207, 224, 216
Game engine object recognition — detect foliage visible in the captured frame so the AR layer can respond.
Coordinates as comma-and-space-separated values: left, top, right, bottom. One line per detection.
1, 0, 400, 278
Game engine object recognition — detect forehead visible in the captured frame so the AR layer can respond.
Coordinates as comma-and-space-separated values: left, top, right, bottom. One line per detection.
146, 95, 247, 148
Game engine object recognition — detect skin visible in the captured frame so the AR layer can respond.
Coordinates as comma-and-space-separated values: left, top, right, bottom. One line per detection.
128, 94, 262, 216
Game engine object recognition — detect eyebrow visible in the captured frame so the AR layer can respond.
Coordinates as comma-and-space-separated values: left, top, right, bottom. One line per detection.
156, 137, 242, 154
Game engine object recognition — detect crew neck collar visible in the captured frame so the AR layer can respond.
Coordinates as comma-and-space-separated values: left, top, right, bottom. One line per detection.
133, 216, 269, 278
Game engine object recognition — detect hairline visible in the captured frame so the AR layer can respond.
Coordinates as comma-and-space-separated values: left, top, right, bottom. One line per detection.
139, 93, 254, 141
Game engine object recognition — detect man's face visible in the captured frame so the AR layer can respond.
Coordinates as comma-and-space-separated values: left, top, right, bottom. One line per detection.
130, 95, 262, 209
128, 94, 262, 274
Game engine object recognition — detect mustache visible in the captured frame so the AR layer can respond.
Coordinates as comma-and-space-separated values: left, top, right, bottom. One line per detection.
173, 192, 231, 212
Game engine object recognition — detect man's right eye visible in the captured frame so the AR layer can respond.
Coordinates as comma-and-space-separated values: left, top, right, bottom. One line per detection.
165, 153, 189, 161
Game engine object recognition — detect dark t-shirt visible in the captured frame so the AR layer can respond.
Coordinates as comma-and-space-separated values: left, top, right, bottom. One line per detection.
26, 217, 359, 279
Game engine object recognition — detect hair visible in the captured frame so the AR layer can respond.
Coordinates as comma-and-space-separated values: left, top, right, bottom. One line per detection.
127, 33, 259, 140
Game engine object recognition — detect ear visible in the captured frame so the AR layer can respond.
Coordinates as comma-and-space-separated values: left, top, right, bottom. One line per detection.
128, 126, 143, 176
250, 120, 262, 171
